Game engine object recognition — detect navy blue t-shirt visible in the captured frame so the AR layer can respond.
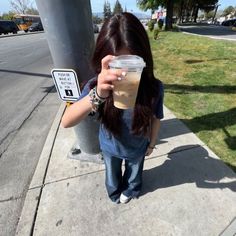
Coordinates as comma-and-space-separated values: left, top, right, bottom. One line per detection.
78, 77, 164, 159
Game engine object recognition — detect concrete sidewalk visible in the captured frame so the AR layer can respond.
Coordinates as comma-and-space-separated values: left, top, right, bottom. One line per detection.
16, 104, 236, 236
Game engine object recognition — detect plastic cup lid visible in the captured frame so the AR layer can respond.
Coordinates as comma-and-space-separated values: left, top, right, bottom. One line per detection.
108, 55, 146, 69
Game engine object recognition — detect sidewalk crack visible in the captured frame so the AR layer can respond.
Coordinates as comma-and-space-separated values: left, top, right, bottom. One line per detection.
0, 195, 23, 203
0, 86, 55, 159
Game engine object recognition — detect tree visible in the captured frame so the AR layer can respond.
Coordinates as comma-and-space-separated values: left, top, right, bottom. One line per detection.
113, 0, 123, 14
93, 15, 103, 24
174, 0, 219, 23
222, 6, 235, 17
0, 11, 15, 20
137, 0, 175, 30
205, 10, 214, 19
191, 0, 219, 23
137, 0, 219, 28
25, 6, 39, 15
10, 0, 32, 14
103, 1, 112, 19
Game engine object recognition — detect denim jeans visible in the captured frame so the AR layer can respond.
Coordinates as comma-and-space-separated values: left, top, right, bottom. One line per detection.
103, 152, 145, 202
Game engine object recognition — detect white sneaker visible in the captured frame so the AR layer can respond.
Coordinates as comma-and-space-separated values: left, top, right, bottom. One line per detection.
119, 193, 131, 204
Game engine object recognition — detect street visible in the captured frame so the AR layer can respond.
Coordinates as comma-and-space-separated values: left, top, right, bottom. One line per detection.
178, 24, 236, 41
0, 33, 61, 235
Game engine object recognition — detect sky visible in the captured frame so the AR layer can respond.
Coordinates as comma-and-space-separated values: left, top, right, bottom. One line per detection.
0, 0, 235, 15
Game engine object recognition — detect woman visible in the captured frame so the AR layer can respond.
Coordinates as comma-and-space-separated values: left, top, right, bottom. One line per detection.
61, 13, 164, 204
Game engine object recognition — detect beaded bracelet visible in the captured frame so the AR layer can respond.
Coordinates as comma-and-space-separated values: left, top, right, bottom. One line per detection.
88, 86, 107, 112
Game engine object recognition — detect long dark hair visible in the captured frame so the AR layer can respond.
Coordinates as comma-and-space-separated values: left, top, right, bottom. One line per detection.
91, 12, 159, 137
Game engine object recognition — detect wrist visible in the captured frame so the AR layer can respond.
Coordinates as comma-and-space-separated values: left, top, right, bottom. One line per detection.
88, 86, 107, 112
96, 87, 109, 99
148, 142, 156, 149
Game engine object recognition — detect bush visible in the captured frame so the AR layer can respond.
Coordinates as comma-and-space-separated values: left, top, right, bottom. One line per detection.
148, 20, 155, 32
153, 28, 159, 40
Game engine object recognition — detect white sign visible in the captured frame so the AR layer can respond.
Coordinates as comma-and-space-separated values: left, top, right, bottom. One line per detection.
51, 69, 81, 102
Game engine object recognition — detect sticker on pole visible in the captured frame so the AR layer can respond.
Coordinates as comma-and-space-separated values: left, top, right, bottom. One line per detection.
51, 69, 81, 102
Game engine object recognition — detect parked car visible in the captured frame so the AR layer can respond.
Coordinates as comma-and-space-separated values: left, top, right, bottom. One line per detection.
28, 22, 44, 32
0, 20, 19, 35
93, 23, 99, 33
221, 19, 236, 26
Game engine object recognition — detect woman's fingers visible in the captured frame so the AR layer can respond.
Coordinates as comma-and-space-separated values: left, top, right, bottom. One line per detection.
109, 68, 124, 77
104, 73, 120, 83
145, 148, 153, 156
99, 84, 114, 91
97, 55, 127, 98
101, 55, 115, 70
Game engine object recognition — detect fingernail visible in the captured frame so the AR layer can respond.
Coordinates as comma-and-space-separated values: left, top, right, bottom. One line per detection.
117, 77, 122, 81
121, 71, 127, 76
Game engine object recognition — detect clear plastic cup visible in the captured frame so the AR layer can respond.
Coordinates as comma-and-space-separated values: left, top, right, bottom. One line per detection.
108, 55, 146, 109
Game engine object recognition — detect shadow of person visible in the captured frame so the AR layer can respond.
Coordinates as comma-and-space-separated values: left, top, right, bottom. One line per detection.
141, 145, 236, 196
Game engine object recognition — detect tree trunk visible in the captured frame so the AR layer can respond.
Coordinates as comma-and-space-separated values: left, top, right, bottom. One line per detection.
193, 6, 199, 22
165, 0, 174, 30
179, 0, 184, 24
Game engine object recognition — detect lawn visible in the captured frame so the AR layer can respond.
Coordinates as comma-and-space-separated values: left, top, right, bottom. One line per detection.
150, 31, 236, 171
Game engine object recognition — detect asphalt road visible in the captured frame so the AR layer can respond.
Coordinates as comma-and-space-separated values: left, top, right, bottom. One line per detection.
0, 33, 61, 236
178, 24, 236, 41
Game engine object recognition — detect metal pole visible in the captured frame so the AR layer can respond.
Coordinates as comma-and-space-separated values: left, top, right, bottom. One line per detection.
36, 0, 103, 163
212, 4, 220, 24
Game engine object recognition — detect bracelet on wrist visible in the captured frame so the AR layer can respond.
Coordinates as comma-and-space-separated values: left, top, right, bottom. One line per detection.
148, 145, 156, 149
96, 87, 109, 99
88, 86, 106, 112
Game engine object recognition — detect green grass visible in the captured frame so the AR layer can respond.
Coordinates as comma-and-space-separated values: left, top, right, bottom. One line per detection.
150, 31, 236, 171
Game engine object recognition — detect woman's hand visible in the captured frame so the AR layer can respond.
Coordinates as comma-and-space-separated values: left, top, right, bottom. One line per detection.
145, 146, 154, 156
96, 55, 125, 98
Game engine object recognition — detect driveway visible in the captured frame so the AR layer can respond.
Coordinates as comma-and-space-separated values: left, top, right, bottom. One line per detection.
178, 24, 236, 41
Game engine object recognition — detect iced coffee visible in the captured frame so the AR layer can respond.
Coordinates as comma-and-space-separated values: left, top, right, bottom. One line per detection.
109, 55, 146, 109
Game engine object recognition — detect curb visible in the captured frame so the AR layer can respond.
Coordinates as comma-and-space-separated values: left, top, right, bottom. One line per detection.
181, 31, 236, 41
15, 102, 65, 236
0, 31, 44, 39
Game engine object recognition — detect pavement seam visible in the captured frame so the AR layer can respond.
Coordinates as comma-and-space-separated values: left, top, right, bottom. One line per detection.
219, 216, 236, 236
0, 195, 23, 203
32, 168, 107, 188
146, 144, 202, 162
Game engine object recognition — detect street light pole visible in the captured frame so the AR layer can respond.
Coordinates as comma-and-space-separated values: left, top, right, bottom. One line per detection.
35, 0, 103, 163
212, 4, 221, 24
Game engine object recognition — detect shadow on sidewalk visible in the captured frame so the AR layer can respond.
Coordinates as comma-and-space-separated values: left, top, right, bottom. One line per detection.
158, 118, 192, 140
141, 145, 236, 196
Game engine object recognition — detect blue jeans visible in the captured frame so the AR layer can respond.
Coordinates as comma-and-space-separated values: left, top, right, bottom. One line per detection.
103, 152, 145, 202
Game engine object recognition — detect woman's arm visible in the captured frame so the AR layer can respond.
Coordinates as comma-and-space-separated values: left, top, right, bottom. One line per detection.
145, 116, 161, 156
61, 95, 93, 128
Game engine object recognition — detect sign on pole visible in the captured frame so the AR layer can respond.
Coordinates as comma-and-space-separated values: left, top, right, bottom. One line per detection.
51, 69, 81, 102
